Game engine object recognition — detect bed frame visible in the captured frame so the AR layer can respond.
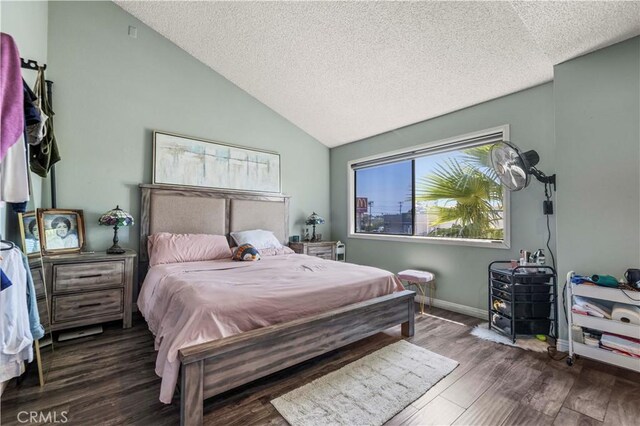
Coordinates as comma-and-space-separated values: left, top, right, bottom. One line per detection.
139, 184, 415, 426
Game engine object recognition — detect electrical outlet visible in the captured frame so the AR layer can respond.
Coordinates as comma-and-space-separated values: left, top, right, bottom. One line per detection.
128, 26, 137, 39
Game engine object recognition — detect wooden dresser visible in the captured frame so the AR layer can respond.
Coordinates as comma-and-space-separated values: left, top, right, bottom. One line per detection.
42, 250, 136, 331
289, 241, 337, 260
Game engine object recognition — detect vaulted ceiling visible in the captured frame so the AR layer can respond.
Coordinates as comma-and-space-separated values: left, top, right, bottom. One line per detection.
115, 1, 640, 147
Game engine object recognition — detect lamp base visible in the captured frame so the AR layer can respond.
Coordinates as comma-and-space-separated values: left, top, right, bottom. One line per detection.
107, 225, 125, 254
106, 244, 125, 255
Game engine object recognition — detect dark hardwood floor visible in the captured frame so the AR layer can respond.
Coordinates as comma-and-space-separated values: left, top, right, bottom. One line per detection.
2, 306, 639, 425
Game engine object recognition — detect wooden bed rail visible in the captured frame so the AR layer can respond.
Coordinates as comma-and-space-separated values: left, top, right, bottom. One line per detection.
178, 290, 416, 425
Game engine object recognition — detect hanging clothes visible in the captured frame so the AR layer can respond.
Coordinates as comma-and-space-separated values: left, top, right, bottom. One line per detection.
0, 245, 34, 382
6, 79, 47, 214
30, 67, 60, 178
1, 270, 12, 291
0, 132, 29, 207
0, 33, 24, 162
23, 79, 46, 147
21, 251, 44, 340
0, 33, 30, 209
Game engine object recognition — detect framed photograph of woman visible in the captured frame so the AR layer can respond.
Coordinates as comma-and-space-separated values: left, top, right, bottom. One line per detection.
18, 211, 41, 258
37, 209, 85, 255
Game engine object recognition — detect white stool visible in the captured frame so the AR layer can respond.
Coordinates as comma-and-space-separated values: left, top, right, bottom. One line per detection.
398, 269, 436, 314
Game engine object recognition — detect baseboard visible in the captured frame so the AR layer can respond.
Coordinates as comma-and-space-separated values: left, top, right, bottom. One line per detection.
416, 292, 571, 351
415, 295, 488, 320
414, 295, 570, 349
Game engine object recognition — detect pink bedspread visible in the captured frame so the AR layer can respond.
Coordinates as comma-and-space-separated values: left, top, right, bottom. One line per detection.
138, 254, 403, 403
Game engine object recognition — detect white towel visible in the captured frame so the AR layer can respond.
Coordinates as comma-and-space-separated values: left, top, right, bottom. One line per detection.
611, 303, 640, 327
574, 296, 612, 319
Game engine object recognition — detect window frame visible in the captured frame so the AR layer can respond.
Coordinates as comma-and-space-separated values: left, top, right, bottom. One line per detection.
347, 125, 511, 249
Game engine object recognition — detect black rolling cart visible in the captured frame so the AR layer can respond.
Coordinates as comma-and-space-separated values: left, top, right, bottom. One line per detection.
488, 261, 558, 343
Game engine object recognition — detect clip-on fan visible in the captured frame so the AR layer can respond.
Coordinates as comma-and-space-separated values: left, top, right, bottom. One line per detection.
490, 142, 557, 214
490, 142, 556, 192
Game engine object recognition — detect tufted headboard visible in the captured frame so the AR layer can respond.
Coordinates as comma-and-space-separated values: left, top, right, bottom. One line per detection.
139, 184, 290, 268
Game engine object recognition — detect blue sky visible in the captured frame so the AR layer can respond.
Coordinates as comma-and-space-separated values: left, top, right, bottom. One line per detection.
355, 151, 467, 215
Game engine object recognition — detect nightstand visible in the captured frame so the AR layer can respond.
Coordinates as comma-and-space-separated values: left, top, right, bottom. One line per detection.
289, 241, 337, 260
42, 249, 136, 331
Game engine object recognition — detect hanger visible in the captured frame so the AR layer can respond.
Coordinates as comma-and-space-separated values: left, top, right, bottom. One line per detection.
0, 239, 16, 250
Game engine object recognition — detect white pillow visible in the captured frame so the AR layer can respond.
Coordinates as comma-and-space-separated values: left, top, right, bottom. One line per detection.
258, 246, 295, 257
230, 229, 283, 250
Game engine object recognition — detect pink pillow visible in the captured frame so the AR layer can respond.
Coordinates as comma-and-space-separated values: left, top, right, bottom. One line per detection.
148, 233, 232, 266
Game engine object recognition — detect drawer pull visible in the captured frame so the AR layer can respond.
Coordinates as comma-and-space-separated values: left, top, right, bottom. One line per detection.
78, 274, 103, 279
78, 303, 101, 309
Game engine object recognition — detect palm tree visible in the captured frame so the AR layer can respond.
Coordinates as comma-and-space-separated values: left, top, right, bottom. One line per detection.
415, 145, 503, 239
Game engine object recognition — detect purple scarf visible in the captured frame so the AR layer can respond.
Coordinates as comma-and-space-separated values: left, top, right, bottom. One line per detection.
0, 32, 24, 161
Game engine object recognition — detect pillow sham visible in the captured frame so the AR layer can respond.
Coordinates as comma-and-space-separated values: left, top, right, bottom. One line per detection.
148, 232, 232, 267
230, 229, 283, 250
258, 246, 295, 257
232, 244, 261, 261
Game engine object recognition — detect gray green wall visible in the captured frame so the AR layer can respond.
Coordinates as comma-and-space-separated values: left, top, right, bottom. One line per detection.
6, 1, 638, 334
555, 37, 640, 333
46, 1, 329, 251
330, 37, 640, 335
0, 1, 48, 88
330, 83, 557, 312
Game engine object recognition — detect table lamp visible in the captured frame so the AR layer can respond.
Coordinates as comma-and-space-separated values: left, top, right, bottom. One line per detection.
98, 205, 134, 254
305, 212, 325, 242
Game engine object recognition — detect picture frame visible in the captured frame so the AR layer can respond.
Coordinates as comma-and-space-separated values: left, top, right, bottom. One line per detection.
18, 211, 41, 258
37, 209, 86, 255
152, 130, 281, 193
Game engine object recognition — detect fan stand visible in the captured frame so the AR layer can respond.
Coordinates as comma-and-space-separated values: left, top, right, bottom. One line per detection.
530, 167, 556, 191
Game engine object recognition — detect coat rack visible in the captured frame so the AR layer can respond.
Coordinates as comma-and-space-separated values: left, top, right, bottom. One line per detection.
19, 57, 57, 209
20, 57, 46, 71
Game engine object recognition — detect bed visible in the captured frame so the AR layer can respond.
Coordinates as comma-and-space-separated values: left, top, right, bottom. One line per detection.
138, 184, 416, 426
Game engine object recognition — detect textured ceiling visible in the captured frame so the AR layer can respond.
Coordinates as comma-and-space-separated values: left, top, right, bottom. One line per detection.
115, 1, 640, 147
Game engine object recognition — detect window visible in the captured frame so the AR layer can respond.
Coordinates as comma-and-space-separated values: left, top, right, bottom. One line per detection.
349, 126, 510, 248
355, 161, 413, 235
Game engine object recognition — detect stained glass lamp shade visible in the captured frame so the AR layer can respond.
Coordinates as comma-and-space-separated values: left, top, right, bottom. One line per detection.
98, 205, 134, 254
305, 212, 325, 242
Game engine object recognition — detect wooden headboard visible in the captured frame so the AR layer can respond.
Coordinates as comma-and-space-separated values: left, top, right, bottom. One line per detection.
139, 184, 290, 266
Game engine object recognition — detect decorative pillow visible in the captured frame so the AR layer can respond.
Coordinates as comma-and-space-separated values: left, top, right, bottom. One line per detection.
230, 229, 283, 250
258, 246, 295, 257
232, 244, 261, 261
148, 233, 232, 267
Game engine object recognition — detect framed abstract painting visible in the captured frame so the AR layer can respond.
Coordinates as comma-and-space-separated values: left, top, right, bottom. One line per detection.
152, 131, 281, 193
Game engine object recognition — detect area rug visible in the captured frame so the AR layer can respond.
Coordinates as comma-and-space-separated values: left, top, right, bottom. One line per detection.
271, 340, 458, 426
470, 322, 548, 353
